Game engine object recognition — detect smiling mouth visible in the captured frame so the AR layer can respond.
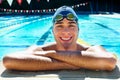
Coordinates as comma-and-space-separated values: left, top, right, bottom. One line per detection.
60, 37, 72, 41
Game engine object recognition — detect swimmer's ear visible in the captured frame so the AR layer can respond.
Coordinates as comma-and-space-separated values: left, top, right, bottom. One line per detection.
51, 26, 54, 33
77, 23, 79, 31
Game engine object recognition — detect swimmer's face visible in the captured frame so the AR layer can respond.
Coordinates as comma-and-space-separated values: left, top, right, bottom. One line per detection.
53, 18, 79, 48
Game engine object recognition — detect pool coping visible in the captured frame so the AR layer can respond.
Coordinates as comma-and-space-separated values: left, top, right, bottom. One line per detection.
0, 59, 120, 80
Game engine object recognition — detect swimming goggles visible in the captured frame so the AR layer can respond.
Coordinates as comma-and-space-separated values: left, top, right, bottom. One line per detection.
53, 13, 78, 23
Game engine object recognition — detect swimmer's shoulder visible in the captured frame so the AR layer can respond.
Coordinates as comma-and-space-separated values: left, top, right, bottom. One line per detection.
42, 42, 57, 51
77, 43, 90, 51
26, 42, 56, 51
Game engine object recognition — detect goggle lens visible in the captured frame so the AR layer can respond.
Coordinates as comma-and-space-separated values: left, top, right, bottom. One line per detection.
67, 13, 75, 20
55, 14, 63, 22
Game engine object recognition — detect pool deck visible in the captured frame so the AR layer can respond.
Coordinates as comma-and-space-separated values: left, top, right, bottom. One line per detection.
0, 59, 120, 80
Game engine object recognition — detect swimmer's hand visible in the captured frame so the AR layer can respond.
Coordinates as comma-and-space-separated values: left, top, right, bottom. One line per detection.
82, 45, 117, 59
81, 51, 115, 58
33, 51, 56, 57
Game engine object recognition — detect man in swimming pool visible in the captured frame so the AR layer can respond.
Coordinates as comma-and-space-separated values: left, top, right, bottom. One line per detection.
3, 6, 117, 71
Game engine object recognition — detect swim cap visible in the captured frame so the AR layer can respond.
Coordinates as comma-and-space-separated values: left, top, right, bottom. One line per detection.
52, 6, 78, 23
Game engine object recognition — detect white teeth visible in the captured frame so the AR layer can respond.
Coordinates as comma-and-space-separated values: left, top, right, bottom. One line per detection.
61, 37, 71, 40
62, 38, 70, 40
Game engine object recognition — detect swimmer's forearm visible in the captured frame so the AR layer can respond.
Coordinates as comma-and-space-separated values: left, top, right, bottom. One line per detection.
45, 52, 116, 71
3, 53, 79, 71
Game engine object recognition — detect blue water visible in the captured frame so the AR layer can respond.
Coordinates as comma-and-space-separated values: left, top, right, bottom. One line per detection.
0, 14, 120, 60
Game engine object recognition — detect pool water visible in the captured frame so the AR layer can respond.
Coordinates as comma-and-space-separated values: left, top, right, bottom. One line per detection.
0, 14, 120, 60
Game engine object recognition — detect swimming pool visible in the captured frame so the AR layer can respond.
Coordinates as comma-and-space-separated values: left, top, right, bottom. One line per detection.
0, 14, 120, 60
